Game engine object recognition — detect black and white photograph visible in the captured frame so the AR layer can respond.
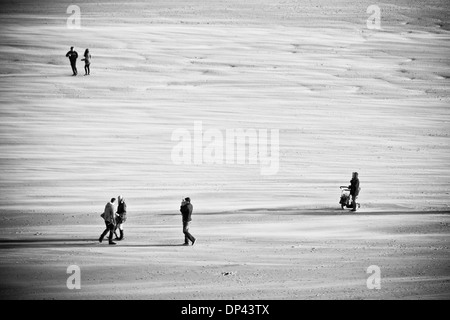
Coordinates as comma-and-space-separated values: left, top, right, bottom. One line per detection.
0, 0, 449, 304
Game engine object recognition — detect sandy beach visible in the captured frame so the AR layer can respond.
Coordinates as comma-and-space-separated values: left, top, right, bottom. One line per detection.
0, 0, 449, 299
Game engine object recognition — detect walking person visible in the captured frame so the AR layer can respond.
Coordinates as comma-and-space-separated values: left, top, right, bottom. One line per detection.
114, 195, 127, 241
348, 172, 360, 212
65, 46, 78, 76
81, 48, 91, 75
99, 198, 117, 245
180, 197, 196, 246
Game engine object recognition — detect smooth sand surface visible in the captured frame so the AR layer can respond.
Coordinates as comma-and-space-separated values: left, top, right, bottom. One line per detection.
0, 0, 449, 299
1, 211, 449, 299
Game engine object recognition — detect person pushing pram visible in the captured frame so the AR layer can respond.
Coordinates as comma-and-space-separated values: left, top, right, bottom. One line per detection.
339, 172, 361, 212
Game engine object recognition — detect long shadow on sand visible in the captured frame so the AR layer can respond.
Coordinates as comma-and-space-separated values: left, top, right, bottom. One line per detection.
117, 244, 186, 247
0, 239, 186, 249
198, 208, 450, 216
0, 238, 96, 249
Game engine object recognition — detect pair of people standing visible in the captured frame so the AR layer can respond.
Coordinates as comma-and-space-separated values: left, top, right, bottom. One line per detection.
99, 196, 127, 245
65, 46, 91, 76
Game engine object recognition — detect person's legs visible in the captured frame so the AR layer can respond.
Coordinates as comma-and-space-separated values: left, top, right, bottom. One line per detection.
108, 222, 116, 244
84, 65, 88, 75
114, 225, 120, 240
114, 216, 121, 240
183, 221, 195, 244
71, 62, 77, 75
99, 221, 110, 242
87, 64, 90, 75
118, 223, 124, 240
182, 221, 189, 244
351, 195, 357, 211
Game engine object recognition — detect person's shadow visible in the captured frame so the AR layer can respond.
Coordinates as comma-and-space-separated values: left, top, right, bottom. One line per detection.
0, 239, 186, 249
118, 244, 186, 247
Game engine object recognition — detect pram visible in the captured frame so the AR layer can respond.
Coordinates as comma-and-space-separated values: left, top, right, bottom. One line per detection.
339, 186, 360, 210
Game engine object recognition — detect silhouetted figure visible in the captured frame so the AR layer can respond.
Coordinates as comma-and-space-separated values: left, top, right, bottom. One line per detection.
114, 195, 127, 241
349, 172, 360, 212
99, 198, 117, 245
180, 197, 196, 246
65, 46, 78, 76
81, 48, 91, 75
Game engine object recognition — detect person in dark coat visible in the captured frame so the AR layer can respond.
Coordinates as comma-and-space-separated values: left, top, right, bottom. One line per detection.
65, 46, 78, 76
114, 195, 127, 241
348, 172, 360, 212
180, 197, 196, 246
99, 198, 117, 245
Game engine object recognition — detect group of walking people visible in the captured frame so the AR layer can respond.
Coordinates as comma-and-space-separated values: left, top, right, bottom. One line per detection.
99, 195, 127, 245
99, 196, 196, 246
65, 46, 91, 76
